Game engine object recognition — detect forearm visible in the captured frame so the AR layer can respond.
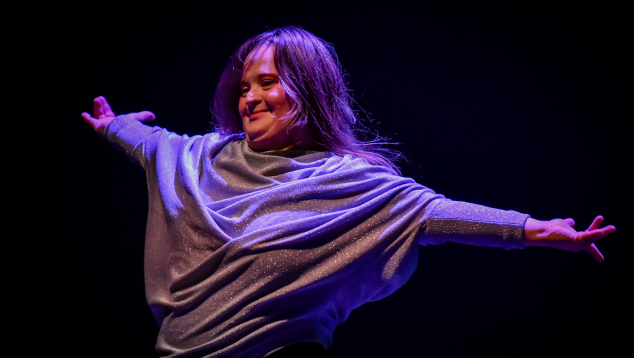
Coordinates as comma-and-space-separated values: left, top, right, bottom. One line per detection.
421, 200, 529, 249
105, 115, 158, 167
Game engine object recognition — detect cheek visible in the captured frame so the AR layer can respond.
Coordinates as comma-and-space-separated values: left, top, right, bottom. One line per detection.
268, 88, 287, 108
238, 98, 246, 115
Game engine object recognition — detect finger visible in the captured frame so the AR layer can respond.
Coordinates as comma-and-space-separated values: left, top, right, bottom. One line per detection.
587, 215, 604, 231
564, 218, 575, 228
138, 111, 156, 122
575, 225, 616, 244
584, 244, 604, 263
128, 111, 156, 122
95, 96, 113, 119
93, 98, 104, 118
97, 97, 111, 119
99, 96, 116, 117
81, 112, 97, 130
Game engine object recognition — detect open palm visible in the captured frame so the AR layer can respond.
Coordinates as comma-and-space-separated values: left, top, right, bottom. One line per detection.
525, 216, 616, 263
82, 96, 155, 136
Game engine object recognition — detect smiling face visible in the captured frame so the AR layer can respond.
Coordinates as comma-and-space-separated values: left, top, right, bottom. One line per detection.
238, 46, 295, 151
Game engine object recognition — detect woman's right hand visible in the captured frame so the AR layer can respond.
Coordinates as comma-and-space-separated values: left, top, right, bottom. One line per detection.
82, 96, 155, 137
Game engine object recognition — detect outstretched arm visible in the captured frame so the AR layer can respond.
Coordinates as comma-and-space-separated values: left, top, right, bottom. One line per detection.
524, 215, 615, 263
81, 96, 155, 136
421, 201, 615, 263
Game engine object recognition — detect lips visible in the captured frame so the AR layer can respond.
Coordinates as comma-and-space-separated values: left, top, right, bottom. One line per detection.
248, 111, 269, 120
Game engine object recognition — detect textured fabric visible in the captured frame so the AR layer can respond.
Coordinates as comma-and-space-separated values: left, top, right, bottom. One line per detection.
105, 115, 529, 358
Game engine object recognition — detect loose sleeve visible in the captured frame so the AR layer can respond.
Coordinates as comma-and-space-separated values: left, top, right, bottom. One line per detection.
421, 200, 530, 249
104, 114, 163, 169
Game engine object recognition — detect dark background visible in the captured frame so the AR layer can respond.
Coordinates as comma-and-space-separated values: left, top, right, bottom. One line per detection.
42, 1, 630, 356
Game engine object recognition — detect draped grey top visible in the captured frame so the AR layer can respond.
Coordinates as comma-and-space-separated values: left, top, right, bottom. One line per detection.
106, 115, 529, 358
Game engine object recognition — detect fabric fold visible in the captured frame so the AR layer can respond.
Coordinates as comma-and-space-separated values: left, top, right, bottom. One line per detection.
105, 119, 528, 357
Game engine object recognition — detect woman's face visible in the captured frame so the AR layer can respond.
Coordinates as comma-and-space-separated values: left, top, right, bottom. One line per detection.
238, 46, 298, 151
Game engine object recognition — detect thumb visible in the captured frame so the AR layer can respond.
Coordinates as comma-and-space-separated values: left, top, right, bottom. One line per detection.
128, 111, 156, 122
584, 244, 604, 263
81, 112, 98, 130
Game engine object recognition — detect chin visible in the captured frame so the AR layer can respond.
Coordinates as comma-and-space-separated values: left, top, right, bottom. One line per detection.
244, 134, 269, 150
247, 135, 293, 151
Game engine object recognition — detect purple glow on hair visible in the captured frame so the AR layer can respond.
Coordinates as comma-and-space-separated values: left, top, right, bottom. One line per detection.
211, 26, 402, 173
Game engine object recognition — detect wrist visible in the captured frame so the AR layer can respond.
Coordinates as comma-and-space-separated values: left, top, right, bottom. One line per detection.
96, 117, 116, 137
523, 218, 547, 246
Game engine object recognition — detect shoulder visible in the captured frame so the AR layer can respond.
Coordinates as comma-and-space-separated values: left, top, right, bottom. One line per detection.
327, 153, 400, 176
200, 132, 245, 160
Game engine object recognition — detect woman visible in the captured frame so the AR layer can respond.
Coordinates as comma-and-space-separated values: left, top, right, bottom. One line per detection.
82, 26, 614, 358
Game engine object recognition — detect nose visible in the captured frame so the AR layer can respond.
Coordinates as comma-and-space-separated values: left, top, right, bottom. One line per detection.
244, 90, 262, 111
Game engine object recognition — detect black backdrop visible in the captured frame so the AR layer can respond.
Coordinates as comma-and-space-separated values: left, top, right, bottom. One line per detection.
43, 2, 630, 357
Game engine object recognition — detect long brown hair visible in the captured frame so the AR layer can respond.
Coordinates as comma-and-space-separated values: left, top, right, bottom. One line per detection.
211, 26, 402, 174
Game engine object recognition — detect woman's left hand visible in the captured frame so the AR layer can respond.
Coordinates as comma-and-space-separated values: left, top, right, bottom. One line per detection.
524, 216, 615, 263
